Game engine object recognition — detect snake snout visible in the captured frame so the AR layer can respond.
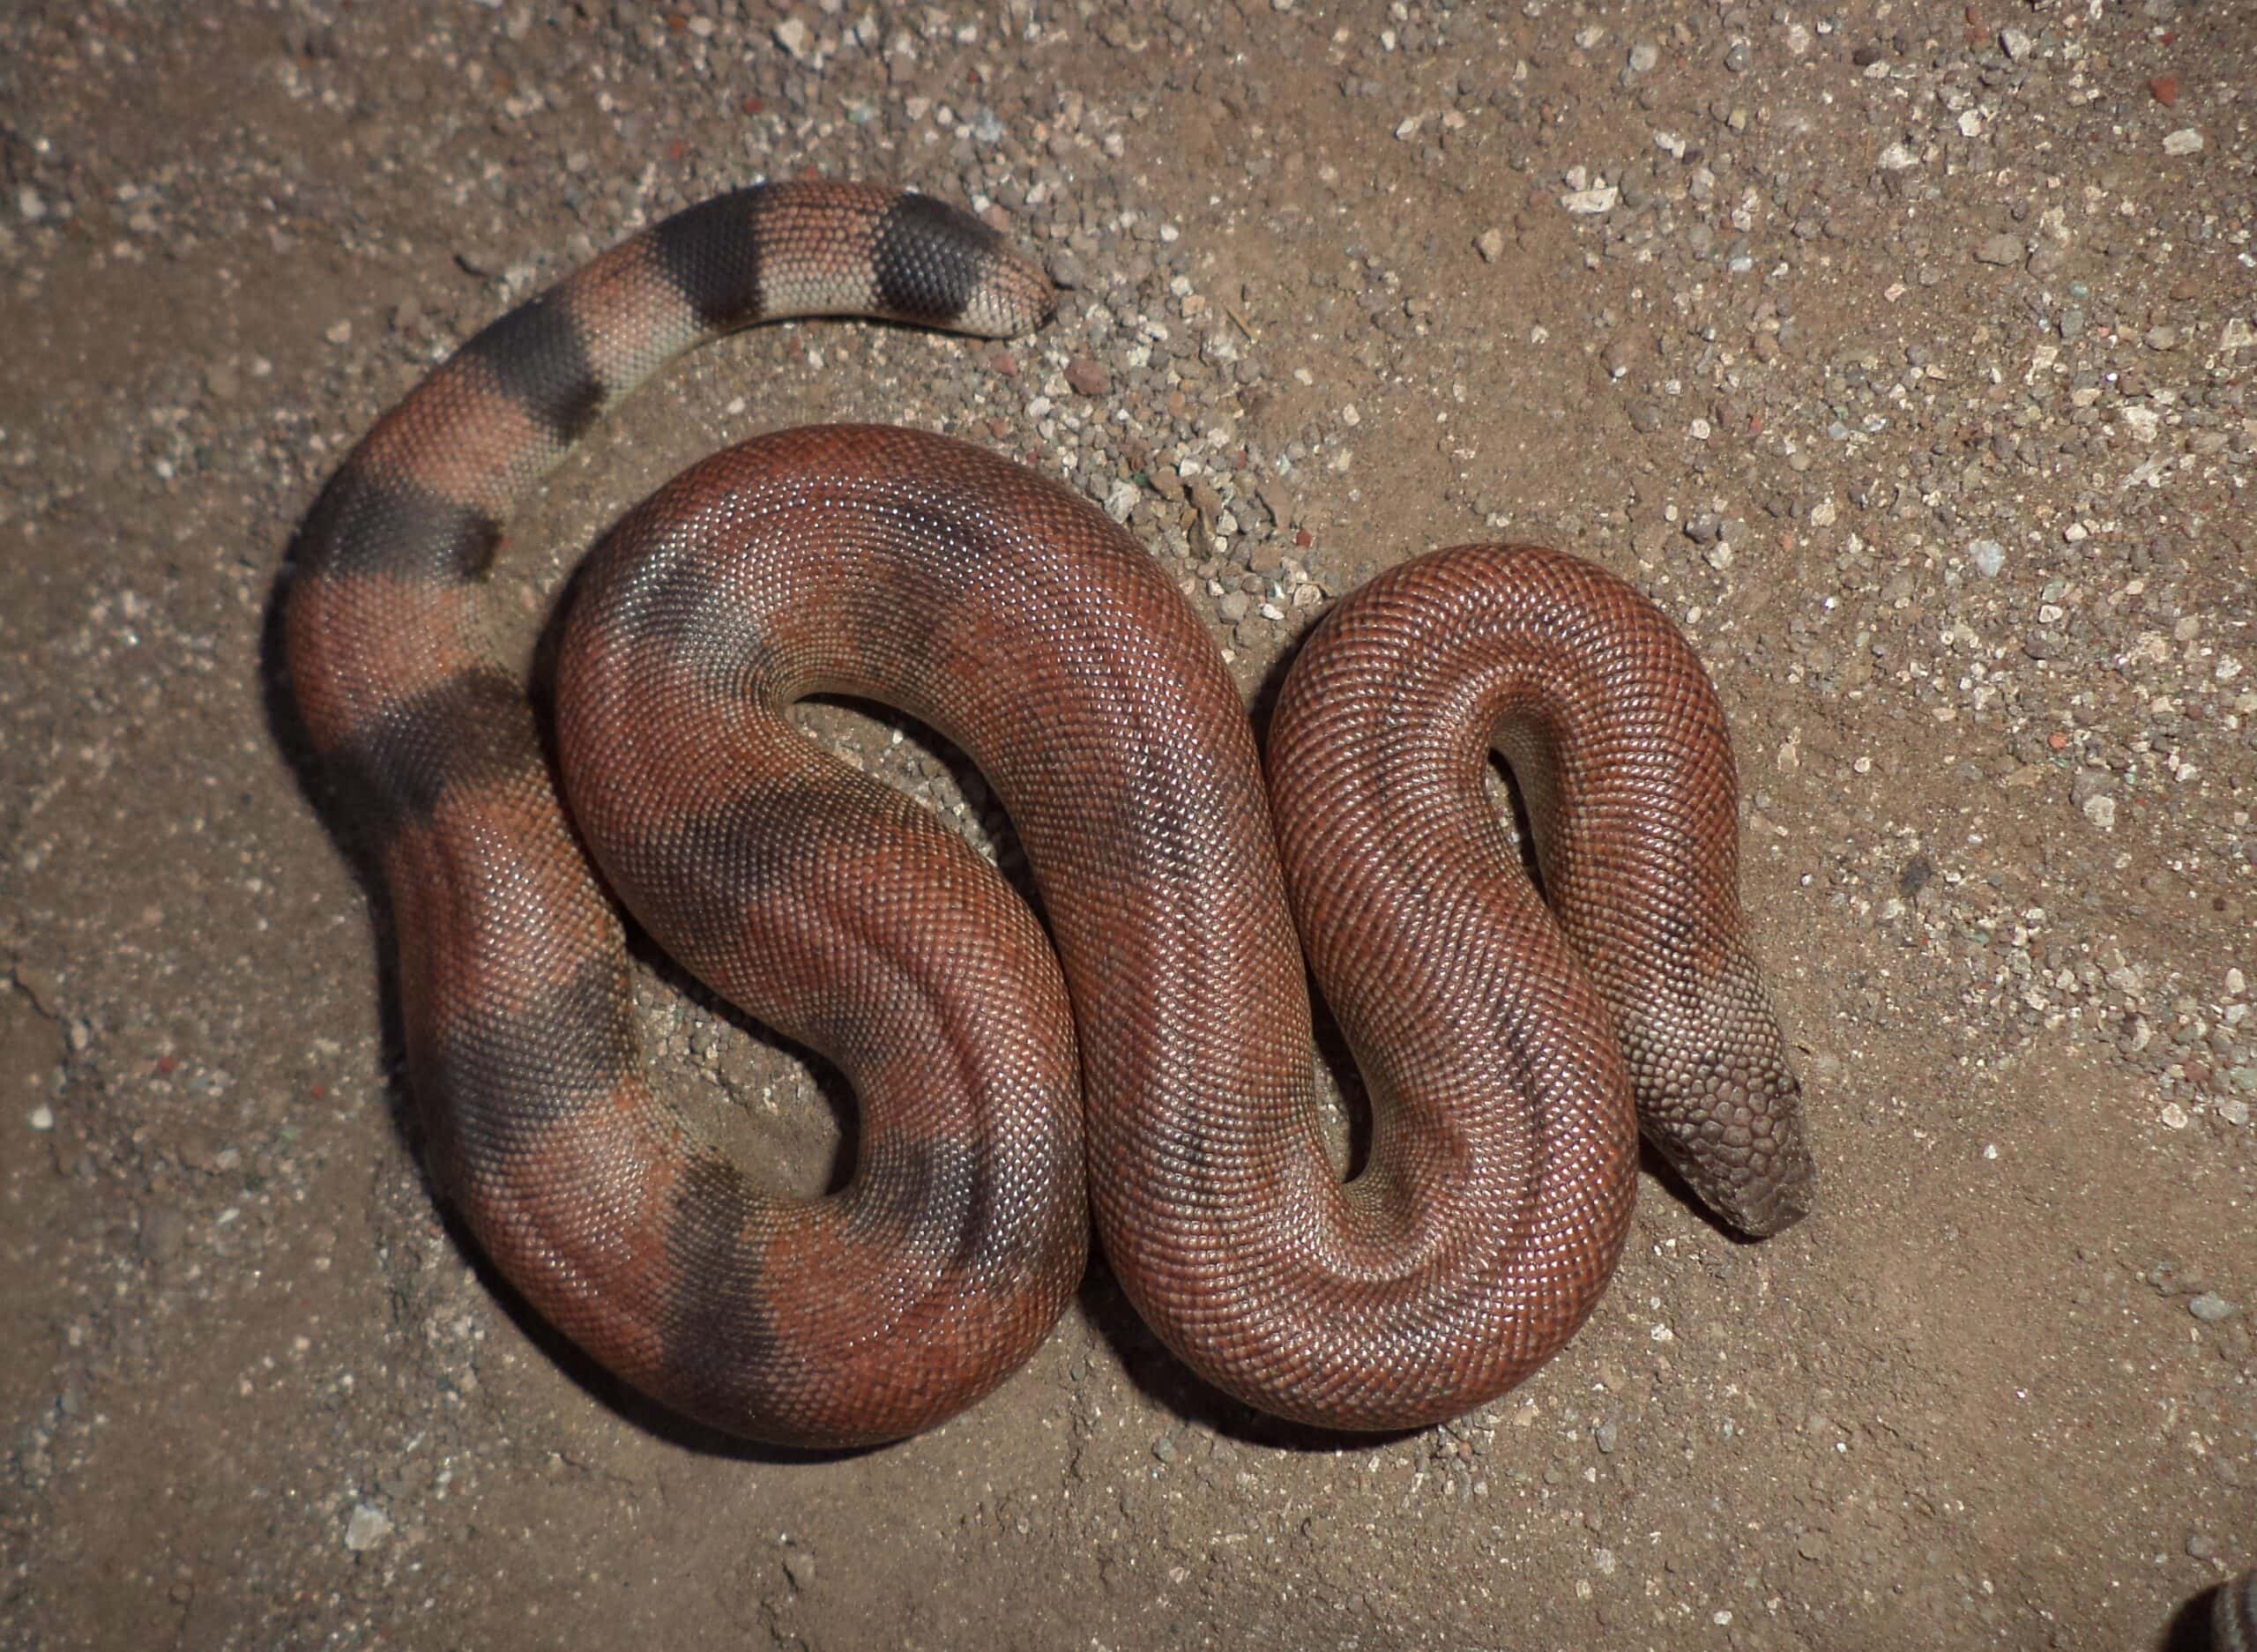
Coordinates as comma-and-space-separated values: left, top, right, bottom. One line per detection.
1656, 1060, 1817, 1239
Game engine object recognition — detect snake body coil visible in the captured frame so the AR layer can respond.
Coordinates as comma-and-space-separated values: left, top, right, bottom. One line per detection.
287, 182, 1814, 1445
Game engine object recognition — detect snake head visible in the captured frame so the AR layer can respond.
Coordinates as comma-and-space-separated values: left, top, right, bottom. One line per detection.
1620, 950, 1818, 1238
1647, 1065, 1817, 1238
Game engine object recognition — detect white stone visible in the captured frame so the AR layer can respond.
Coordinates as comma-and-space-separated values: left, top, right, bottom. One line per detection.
344, 1505, 391, 1552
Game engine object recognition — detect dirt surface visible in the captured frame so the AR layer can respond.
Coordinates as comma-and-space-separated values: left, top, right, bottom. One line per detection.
4, 1, 2253, 1648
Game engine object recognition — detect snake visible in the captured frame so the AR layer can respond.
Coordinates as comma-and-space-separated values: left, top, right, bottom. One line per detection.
285, 180, 1815, 1447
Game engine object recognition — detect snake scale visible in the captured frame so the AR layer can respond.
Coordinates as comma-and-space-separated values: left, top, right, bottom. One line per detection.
286, 181, 1815, 1446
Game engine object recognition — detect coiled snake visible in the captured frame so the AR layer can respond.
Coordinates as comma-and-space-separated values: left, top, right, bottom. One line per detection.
286, 182, 1815, 1446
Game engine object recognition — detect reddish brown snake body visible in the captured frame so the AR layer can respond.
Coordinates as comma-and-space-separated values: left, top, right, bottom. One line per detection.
286, 181, 1814, 1446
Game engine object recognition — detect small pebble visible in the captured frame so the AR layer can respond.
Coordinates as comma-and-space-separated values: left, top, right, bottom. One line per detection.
343, 1505, 391, 1552
1973, 234, 2024, 268
2188, 1293, 2236, 1323
782, 1545, 816, 1591
138, 1208, 188, 1264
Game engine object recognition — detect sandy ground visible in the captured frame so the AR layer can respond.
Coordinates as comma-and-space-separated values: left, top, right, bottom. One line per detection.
3, 1, 2253, 1648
